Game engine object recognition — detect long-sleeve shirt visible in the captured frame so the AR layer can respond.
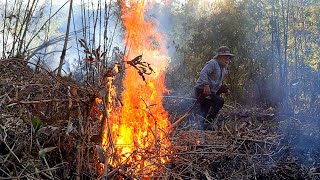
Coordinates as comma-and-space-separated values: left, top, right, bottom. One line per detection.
194, 59, 226, 94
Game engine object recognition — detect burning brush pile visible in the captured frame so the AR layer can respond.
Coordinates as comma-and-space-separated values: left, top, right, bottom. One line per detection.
1, 59, 320, 179
1, 1, 320, 180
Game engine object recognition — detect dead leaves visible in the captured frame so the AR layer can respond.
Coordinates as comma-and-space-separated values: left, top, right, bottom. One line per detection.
79, 39, 106, 63
125, 54, 155, 82
78, 39, 155, 82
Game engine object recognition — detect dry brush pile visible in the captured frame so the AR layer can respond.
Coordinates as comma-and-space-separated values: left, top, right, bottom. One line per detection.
0, 59, 101, 179
1, 59, 319, 179
167, 106, 281, 179
165, 99, 320, 179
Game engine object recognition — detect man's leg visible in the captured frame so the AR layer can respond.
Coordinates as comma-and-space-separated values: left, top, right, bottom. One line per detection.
195, 88, 211, 129
207, 94, 224, 120
200, 103, 211, 118
195, 88, 208, 117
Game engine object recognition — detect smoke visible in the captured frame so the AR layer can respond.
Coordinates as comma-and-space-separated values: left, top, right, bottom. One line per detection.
145, 1, 177, 61
246, 34, 320, 169
277, 74, 320, 166
143, 1, 203, 127
0, 0, 124, 76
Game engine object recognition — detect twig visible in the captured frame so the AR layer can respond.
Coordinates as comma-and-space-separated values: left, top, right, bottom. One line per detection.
104, 167, 119, 179
6, 98, 85, 107
0, 125, 21, 163
101, 95, 116, 177
235, 137, 275, 145
0, 167, 11, 178
5, 163, 66, 179
169, 96, 200, 131
30, 122, 32, 154
36, 138, 54, 178
163, 96, 196, 101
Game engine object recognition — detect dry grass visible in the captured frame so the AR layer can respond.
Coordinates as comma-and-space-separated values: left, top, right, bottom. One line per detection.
1, 59, 319, 179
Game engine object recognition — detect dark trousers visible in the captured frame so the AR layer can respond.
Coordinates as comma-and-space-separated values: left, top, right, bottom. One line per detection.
195, 88, 224, 121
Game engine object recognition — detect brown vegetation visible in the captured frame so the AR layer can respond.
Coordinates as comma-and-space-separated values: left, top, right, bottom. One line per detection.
1, 59, 319, 179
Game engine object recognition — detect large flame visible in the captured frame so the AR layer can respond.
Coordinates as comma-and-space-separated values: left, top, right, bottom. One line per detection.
101, 0, 171, 176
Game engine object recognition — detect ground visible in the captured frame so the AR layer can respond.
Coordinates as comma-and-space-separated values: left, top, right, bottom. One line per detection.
1, 59, 320, 179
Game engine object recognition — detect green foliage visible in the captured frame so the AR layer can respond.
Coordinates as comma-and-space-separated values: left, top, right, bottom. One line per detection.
32, 116, 42, 133
167, 0, 251, 98
167, 0, 320, 111
39, 147, 56, 158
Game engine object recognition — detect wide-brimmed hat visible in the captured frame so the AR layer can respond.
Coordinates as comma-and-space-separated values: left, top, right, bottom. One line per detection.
213, 46, 235, 59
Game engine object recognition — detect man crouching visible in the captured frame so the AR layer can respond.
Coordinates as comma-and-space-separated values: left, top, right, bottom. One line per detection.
194, 46, 234, 130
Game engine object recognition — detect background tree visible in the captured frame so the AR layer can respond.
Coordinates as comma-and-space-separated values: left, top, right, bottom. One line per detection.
167, 0, 320, 114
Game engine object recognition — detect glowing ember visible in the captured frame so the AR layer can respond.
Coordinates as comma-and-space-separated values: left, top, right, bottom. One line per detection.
101, 0, 171, 176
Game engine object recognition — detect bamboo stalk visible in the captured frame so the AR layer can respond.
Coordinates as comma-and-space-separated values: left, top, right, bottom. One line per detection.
57, 0, 73, 76
24, 0, 70, 52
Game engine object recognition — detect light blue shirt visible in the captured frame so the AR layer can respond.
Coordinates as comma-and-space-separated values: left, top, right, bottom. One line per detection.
194, 59, 226, 94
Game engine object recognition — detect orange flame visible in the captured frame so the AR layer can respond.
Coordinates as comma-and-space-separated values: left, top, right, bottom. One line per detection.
101, 0, 171, 176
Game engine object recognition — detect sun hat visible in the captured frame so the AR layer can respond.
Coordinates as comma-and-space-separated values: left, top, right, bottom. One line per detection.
213, 46, 235, 59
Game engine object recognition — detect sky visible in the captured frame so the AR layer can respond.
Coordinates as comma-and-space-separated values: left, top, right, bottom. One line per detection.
0, 0, 220, 75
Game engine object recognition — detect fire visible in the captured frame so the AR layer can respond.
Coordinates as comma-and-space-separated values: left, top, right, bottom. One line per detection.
101, 0, 171, 176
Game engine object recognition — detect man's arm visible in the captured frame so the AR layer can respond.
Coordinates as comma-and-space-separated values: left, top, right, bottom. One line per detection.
198, 61, 214, 87
198, 61, 215, 96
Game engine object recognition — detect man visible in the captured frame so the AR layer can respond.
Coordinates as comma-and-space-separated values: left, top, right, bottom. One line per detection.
194, 46, 234, 127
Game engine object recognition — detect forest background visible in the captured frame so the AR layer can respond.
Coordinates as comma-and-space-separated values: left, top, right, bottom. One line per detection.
1, 0, 319, 114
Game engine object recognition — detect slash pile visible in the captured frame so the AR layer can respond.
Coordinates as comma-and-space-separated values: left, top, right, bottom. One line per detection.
0, 59, 100, 179
1, 59, 319, 179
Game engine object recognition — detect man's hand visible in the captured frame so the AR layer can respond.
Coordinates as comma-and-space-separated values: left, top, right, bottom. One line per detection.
203, 85, 211, 96
217, 84, 229, 96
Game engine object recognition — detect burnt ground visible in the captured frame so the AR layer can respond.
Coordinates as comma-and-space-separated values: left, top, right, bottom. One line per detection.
165, 95, 320, 179
1, 59, 320, 179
